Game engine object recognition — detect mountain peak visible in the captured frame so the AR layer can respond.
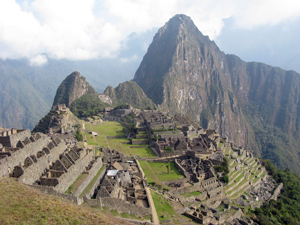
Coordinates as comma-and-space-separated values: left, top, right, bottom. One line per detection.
70, 71, 81, 77
133, 14, 220, 104
52, 71, 97, 107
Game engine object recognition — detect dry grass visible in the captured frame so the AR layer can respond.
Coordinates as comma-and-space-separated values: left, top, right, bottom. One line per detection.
0, 178, 132, 225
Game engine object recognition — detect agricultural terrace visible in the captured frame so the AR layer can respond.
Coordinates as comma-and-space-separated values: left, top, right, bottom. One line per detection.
84, 120, 155, 158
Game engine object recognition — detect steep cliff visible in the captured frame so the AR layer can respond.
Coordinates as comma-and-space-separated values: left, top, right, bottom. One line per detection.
52, 71, 98, 107
134, 14, 300, 174
134, 14, 249, 146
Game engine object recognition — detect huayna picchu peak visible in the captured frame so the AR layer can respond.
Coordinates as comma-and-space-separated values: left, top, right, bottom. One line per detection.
134, 14, 300, 176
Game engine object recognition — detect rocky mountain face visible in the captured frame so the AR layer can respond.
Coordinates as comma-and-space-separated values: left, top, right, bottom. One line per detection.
134, 14, 300, 174
134, 14, 249, 146
52, 71, 98, 107
103, 81, 156, 109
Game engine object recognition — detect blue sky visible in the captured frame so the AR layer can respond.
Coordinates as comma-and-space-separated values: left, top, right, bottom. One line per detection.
1, 0, 300, 71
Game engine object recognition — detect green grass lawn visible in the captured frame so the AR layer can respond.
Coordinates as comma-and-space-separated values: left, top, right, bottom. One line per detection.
65, 173, 88, 194
140, 161, 184, 184
84, 121, 156, 158
85, 121, 125, 148
107, 138, 128, 152
130, 147, 156, 158
139, 160, 160, 184
86, 121, 126, 137
151, 191, 183, 223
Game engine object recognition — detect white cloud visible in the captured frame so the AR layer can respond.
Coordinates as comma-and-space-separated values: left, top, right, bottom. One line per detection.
0, 0, 300, 64
28, 54, 47, 66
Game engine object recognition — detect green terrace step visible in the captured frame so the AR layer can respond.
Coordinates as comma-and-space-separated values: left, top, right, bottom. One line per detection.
227, 177, 250, 198
249, 159, 257, 167
227, 173, 245, 192
243, 156, 252, 162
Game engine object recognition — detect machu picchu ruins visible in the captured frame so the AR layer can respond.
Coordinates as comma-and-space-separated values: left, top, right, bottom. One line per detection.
0, 105, 284, 225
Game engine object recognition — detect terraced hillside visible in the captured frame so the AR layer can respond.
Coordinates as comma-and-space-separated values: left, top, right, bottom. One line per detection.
223, 144, 267, 199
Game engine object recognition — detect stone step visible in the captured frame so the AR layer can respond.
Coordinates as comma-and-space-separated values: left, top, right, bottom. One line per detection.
228, 180, 251, 199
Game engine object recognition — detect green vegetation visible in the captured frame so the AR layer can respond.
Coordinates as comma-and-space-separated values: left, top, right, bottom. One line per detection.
70, 94, 109, 118
151, 190, 183, 223
65, 173, 88, 194
180, 191, 202, 198
139, 161, 184, 184
214, 158, 229, 183
0, 178, 126, 225
130, 147, 156, 158
254, 159, 300, 225
244, 100, 300, 176
75, 130, 83, 141
85, 121, 156, 158
104, 81, 156, 109
164, 146, 174, 152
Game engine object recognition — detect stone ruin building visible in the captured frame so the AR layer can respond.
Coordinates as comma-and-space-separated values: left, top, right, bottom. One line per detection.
33, 104, 79, 135
40, 147, 95, 193
174, 151, 223, 192
0, 126, 102, 198
94, 147, 152, 217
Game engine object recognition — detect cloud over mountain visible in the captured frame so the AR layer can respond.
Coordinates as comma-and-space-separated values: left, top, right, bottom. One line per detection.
1, 0, 300, 64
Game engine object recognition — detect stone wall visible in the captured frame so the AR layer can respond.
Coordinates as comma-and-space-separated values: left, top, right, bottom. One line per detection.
74, 157, 103, 197
201, 177, 218, 190
103, 115, 121, 122
31, 185, 83, 205
0, 129, 31, 147
18, 142, 66, 185
85, 198, 151, 217
84, 166, 107, 199
269, 183, 283, 201
53, 150, 94, 193
207, 185, 223, 198
174, 159, 190, 179
132, 139, 149, 145
0, 135, 48, 177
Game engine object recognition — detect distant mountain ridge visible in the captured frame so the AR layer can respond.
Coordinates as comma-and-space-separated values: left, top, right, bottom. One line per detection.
134, 14, 300, 175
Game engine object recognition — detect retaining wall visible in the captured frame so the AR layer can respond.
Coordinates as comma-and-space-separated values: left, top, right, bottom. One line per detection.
85, 197, 151, 217
31, 185, 83, 204
132, 139, 149, 145
269, 183, 283, 201
84, 167, 107, 199
74, 157, 103, 197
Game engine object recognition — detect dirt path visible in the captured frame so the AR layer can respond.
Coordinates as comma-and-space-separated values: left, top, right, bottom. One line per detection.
145, 187, 159, 224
